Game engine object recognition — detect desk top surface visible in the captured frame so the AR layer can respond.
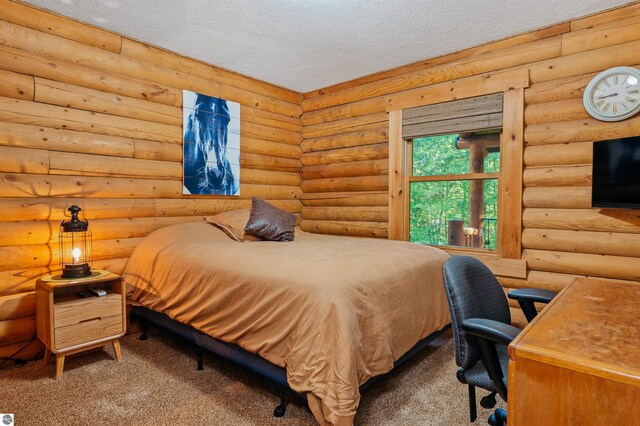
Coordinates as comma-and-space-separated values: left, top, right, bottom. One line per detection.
510, 277, 640, 385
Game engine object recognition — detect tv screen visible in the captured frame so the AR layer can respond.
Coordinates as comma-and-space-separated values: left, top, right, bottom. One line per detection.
592, 136, 640, 209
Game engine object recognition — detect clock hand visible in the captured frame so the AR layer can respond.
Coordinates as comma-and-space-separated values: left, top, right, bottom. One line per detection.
597, 93, 618, 99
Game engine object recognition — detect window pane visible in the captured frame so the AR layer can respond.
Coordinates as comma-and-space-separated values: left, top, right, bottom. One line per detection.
409, 179, 498, 250
484, 149, 500, 173
412, 134, 464, 176
412, 132, 501, 176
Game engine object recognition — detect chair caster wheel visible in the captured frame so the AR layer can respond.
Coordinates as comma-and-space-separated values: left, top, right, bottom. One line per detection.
489, 408, 507, 426
489, 413, 498, 426
481, 392, 497, 409
274, 404, 286, 417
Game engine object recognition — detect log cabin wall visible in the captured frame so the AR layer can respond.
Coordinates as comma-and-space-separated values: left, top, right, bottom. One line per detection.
2, 1, 639, 366
0, 0, 303, 364
299, 3, 640, 310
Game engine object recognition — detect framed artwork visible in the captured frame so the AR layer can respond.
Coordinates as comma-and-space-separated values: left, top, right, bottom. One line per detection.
182, 90, 240, 195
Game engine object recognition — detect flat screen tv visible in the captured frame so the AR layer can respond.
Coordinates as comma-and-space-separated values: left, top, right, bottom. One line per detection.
592, 136, 640, 209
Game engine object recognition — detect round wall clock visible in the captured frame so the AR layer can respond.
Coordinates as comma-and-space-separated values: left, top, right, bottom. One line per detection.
583, 66, 640, 122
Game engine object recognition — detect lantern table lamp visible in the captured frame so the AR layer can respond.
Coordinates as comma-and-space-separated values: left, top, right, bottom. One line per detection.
59, 205, 93, 278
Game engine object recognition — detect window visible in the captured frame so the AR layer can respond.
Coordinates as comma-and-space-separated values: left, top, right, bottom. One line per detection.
408, 131, 501, 250
401, 92, 503, 251
387, 69, 528, 266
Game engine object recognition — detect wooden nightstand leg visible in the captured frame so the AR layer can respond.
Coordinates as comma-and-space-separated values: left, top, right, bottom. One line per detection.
55, 354, 65, 381
112, 339, 122, 362
42, 347, 51, 367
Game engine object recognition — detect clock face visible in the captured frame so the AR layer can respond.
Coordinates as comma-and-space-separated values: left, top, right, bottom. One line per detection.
583, 66, 640, 122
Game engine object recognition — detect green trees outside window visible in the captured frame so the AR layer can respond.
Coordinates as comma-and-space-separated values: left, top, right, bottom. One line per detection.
409, 133, 500, 249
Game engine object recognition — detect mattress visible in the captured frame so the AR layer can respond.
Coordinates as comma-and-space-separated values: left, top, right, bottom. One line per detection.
123, 221, 450, 425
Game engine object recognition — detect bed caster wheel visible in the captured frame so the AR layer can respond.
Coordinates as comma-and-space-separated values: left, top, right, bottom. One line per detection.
274, 403, 286, 417
138, 320, 148, 341
481, 391, 497, 409
274, 390, 287, 417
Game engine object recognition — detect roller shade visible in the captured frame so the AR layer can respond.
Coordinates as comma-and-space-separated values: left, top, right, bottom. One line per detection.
402, 93, 503, 138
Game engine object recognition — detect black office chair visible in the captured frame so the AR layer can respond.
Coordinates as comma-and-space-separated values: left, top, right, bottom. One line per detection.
442, 256, 556, 425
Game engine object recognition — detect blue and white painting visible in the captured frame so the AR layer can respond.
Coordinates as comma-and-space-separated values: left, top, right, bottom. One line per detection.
182, 90, 240, 195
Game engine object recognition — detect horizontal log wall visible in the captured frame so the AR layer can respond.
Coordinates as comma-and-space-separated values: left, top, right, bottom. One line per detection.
3, 1, 640, 365
299, 5, 640, 288
0, 1, 303, 365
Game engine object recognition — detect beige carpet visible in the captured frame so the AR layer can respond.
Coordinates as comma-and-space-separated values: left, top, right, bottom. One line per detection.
0, 328, 504, 425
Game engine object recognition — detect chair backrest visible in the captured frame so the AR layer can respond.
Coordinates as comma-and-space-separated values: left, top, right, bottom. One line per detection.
442, 256, 511, 369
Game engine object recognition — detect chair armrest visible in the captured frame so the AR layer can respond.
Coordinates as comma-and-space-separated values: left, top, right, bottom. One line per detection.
508, 288, 557, 304
461, 318, 521, 346
508, 289, 557, 322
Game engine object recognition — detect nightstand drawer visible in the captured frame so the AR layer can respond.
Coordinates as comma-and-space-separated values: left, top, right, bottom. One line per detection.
54, 314, 123, 350
54, 294, 121, 328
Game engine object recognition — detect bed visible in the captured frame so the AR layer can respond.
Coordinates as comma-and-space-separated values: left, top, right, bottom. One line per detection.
122, 219, 450, 425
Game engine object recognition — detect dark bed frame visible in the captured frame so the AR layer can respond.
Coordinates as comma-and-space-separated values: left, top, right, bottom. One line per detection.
131, 305, 450, 418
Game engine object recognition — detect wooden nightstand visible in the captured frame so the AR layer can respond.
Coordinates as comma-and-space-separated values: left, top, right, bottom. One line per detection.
36, 270, 126, 381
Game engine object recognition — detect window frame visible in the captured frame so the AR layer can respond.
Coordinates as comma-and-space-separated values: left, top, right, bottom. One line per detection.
387, 69, 529, 277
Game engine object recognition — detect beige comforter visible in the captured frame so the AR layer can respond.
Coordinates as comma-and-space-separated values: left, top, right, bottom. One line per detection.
123, 222, 450, 425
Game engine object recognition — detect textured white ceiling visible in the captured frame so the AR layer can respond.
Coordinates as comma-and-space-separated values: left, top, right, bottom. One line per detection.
22, 0, 633, 92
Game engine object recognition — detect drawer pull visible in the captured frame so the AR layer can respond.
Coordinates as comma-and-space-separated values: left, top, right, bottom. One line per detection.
79, 317, 101, 324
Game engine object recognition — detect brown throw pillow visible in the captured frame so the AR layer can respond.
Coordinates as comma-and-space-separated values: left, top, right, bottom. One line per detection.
244, 197, 296, 242
205, 209, 262, 242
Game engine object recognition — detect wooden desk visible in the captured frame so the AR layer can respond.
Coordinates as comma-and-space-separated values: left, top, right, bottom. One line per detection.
508, 278, 640, 426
